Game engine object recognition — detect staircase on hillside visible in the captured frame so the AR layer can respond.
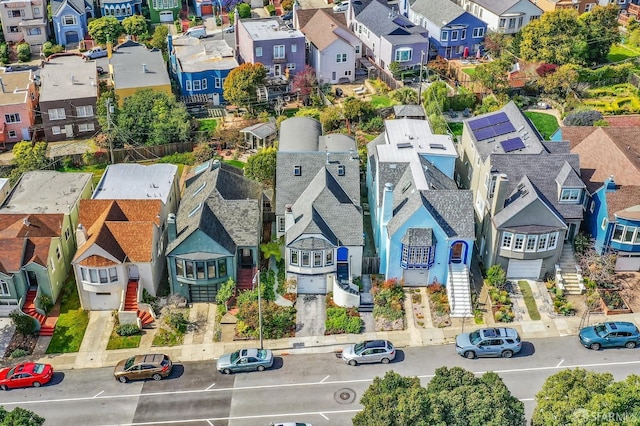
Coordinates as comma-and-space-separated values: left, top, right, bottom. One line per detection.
125, 282, 154, 327
557, 244, 585, 295
447, 265, 473, 318
236, 268, 255, 291
22, 290, 55, 336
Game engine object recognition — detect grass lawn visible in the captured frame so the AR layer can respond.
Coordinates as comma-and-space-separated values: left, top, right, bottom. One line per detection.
608, 43, 640, 63
524, 111, 559, 140
370, 95, 395, 109
462, 68, 477, 77
224, 159, 245, 169
197, 118, 218, 133
106, 327, 142, 350
46, 279, 89, 354
518, 281, 541, 321
59, 163, 108, 187
448, 122, 463, 136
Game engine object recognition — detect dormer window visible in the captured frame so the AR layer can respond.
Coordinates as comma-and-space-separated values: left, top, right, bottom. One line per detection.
294, 165, 301, 176
337, 165, 345, 176
560, 188, 581, 203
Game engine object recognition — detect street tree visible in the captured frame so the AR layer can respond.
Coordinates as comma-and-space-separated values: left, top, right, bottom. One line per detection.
10, 141, 48, 183
0, 406, 45, 426
223, 63, 266, 108
88, 16, 124, 45
150, 25, 169, 52
244, 146, 276, 187
122, 15, 148, 37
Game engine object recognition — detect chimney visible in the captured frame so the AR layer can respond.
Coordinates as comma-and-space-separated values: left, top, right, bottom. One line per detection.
491, 174, 509, 215
23, 217, 30, 227
284, 204, 294, 232
293, 0, 299, 29
605, 175, 616, 192
142, 64, 147, 73
76, 223, 89, 247
167, 213, 177, 242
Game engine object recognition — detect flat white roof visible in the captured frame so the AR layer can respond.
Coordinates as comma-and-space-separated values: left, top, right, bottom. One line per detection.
92, 163, 177, 203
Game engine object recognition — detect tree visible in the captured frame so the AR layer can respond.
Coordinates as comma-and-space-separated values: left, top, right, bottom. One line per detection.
0, 406, 45, 426
388, 61, 401, 78
122, 15, 148, 37
150, 25, 169, 52
423, 81, 449, 116
391, 87, 418, 105
10, 141, 48, 183
88, 16, 124, 45
291, 65, 318, 101
537, 64, 579, 98
474, 57, 512, 93
9, 309, 37, 336
223, 63, 266, 108
112, 89, 191, 146
17, 43, 31, 62
577, 5, 620, 66
519, 9, 584, 65
244, 147, 276, 187
342, 98, 373, 123
319, 106, 343, 132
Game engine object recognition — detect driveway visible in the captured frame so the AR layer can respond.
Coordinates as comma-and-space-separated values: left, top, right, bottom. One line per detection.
295, 294, 326, 337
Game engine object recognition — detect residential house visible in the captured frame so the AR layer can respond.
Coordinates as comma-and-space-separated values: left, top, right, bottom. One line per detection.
456, 0, 542, 34
0, 67, 38, 148
620, 0, 639, 25
561, 126, 640, 271
347, 0, 429, 74
166, 160, 264, 303
240, 121, 277, 151
235, 16, 306, 80
39, 54, 99, 142
0, 0, 48, 47
168, 35, 238, 106
393, 104, 425, 119
99, 0, 141, 20
532, 0, 607, 14
366, 118, 475, 316
403, 0, 486, 60
298, 8, 362, 84
110, 40, 172, 106
148, 0, 181, 24
275, 117, 363, 305
455, 102, 585, 290
51, 0, 95, 46
0, 171, 93, 328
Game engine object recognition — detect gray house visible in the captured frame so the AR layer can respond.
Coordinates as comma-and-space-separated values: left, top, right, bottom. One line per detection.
166, 160, 264, 302
39, 54, 99, 142
275, 117, 363, 303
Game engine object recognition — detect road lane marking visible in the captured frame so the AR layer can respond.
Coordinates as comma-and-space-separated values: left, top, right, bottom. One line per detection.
206, 382, 216, 390
556, 359, 564, 368
320, 412, 329, 420
320, 375, 330, 383
93, 390, 104, 398
206, 420, 214, 426
7, 358, 640, 406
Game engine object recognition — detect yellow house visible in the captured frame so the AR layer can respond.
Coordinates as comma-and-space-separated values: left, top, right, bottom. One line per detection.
109, 40, 172, 106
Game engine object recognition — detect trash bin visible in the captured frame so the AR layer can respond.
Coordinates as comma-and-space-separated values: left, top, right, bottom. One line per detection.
335, 88, 343, 97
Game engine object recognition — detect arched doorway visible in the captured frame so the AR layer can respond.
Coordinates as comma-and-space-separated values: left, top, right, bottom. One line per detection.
449, 241, 468, 264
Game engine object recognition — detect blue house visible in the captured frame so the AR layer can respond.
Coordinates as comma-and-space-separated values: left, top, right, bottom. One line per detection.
51, 0, 94, 46
366, 118, 475, 317
100, 0, 142, 20
562, 126, 640, 271
403, 0, 486, 59
168, 35, 238, 106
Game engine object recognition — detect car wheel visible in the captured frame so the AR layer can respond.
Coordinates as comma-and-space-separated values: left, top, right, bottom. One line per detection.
464, 351, 475, 359
590, 343, 601, 351
118, 376, 128, 383
381, 358, 390, 364
32, 381, 41, 388
223, 368, 232, 375
501, 350, 513, 359
0, 384, 8, 391
152, 373, 162, 381
626, 341, 637, 349
348, 359, 357, 366
257, 365, 266, 372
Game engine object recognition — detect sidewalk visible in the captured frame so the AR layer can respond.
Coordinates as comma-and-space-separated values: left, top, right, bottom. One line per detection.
23, 293, 640, 371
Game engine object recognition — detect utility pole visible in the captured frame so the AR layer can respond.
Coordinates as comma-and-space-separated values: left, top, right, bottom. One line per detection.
106, 98, 115, 164
253, 270, 264, 349
417, 50, 426, 104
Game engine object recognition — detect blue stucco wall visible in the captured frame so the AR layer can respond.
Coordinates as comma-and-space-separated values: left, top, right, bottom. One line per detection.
54, 4, 88, 46
430, 14, 486, 59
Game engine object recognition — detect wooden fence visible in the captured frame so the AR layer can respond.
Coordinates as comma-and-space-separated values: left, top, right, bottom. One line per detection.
362, 257, 380, 275
52, 141, 197, 166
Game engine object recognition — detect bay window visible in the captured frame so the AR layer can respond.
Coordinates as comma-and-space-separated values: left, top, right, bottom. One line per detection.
501, 232, 513, 249
513, 234, 525, 251
79, 266, 119, 284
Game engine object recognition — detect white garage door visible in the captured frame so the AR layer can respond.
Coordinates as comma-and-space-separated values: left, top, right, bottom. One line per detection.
159, 11, 174, 22
296, 275, 327, 294
616, 256, 640, 271
507, 259, 543, 279
89, 292, 120, 310
403, 269, 429, 286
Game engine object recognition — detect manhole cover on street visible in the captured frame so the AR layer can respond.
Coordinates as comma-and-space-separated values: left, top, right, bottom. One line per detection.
334, 388, 356, 404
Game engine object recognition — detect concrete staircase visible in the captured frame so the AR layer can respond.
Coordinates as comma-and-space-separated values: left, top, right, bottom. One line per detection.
22, 290, 55, 336
447, 265, 473, 318
125, 282, 154, 328
558, 244, 585, 295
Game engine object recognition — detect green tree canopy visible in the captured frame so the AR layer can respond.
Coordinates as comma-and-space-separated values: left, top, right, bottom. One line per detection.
244, 146, 276, 187
342, 98, 374, 123
391, 87, 419, 105
150, 25, 169, 52
122, 15, 148, 37
577, 5, 620, 65
474, 57, 512, 93
10, 141, 48, 183
88, 16, 124, 45
0, 406, 45, 426
222, 63, 267, 108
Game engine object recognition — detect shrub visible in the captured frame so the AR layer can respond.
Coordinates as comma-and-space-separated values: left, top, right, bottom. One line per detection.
167, 312, 188, 334
10, 348, 30, 358
563, 109, 603, 126
116, 323, 142, 336
0, 44, 8, 64
536, 63, 558, 77
9, 310, 37, 336
281, 0, 293, 10
325, 306, 363, 334
43, 41, 65, 57
16, 43, 31, 62
494, 306, 514, 322
38, 294, 53, 315
360, 116, 384, 133
486, 265, 507, 289
158, 152, 195, 165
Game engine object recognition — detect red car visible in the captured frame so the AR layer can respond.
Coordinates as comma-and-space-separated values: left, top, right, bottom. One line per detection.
0, 362, 54, 390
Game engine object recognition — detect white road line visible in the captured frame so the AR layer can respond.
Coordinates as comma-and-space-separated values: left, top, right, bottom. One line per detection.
206, 382, 216, 390
319, 412, 329, 420
93, 390, 104, 398
7, 359, 640, 407
320, 375, 330, 383
206, 420, 214, 426
556, 359, 564, 368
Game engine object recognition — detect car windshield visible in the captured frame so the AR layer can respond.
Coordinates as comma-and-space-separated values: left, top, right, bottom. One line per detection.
594, 324, 607, 336
354, 342, 366, 353
33, 364, 45, 374
230, 351, 240, 363
124, 357, 136, 370
6, 367, 16, 377
469, 331, 482, 345
257, 349, 268, 360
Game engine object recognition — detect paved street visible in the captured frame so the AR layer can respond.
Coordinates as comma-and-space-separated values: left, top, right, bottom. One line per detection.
4, 336, 640, 425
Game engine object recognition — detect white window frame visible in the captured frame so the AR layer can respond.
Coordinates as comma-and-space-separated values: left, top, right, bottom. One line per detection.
0, 279, 8, 295
501, 232, 513, 249
301, 251, 310, 267
256, 46, 263, 57
441, 31, 448, 41
193, 80, 201, 91
215, 77, 221, 88
336, 53, 347, 63
273, 45, 285, 59
537, 234, 548, 251
5, 113, 20, 123
186, 80, 192, 91
8, 130, 16, 138
623, 226, 635, 243
590, 200, 595, 213
291, 44, 297, 53
451, 31, 458, 41
78, 123, 95, 132
548, 232, 558, 250
49, 108, 66, 120
513, 234, 525, 251
473, 27, 484, 38
202, 79, 207, 90
325, 250, 333, 266
560, 188, 581, 202
76, 105, 94, 117
525, 235, 537, 252
52, 126, 62, 134
290, 250, 299, 266
63, 15, 76, 25
278, 217, 285, 232
394, 48, 412, 62
461, 29, 466, 40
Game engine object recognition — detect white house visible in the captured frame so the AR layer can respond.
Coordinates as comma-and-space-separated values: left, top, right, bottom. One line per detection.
457, 0, 542, 34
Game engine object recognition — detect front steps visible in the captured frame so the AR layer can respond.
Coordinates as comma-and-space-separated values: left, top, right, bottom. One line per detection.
22, 290, 55, 336
558, 244, 584, 295
448, 265, 473, 318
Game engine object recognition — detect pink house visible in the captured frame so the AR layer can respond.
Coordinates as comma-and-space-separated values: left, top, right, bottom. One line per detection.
0, 67, 38, 149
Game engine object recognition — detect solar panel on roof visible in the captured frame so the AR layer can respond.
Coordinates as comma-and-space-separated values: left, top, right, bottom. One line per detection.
500, 137, 526, 153
468, 117, 489, 130
486, 112, 509, 126
493, 121, 516, 137
474, 128, 494, 141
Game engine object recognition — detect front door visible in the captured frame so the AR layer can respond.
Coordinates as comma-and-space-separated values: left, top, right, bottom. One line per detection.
274, 64, 282, 77
566, 223, 576, 241
27, 271, 38, 290
128, 265, 139, 280
65, 124, 74, 138
450, 242, 464, 264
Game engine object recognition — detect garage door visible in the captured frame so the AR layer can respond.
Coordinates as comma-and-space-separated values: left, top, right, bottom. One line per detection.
65, 31, 79, 43
159, 11, 174, 22
507, 259, 543, 279
403, 269, 429, 286
89, 292, 120, 310
189, 284, 217, 302
296, 275, 327, 294
616, 256, 640, 271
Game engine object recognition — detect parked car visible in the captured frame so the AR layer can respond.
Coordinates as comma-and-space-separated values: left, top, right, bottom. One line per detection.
217, 348, 274, 374
185, 26, 207, 38
82, 47, 108, 60
455, 327, 522, 359
0, 362, 54, 390
5, 64, 32, 72
270, 423, 312, 426
224, 25, 235, 33
340, 340, 395, 366
579, 321, 640, 350
113, 354, 173, 383
333, 2, 348, 12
